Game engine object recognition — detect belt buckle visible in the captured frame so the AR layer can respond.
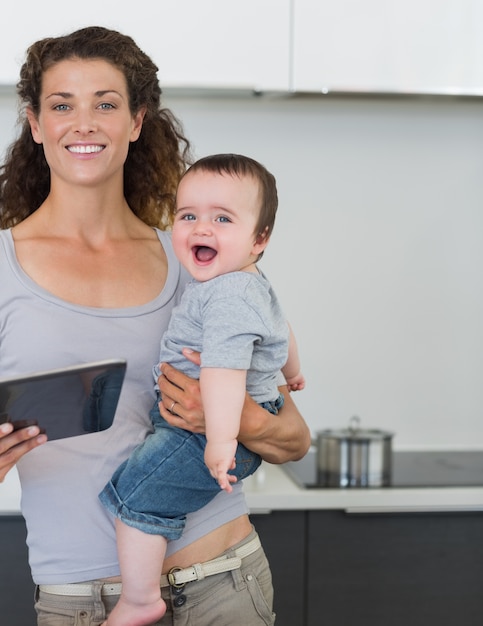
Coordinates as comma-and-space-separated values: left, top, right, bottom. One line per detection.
167, 566, 185, 591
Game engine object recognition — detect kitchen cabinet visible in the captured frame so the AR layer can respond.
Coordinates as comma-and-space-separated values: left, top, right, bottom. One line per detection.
250, 511, 306, 626
307, 509, 483, 626
3, 1, 482, 95
291, 0, 483, 95
252, 508, 483, 626
0, 516, 36, 626
135, 0, 291, 91
1, 1, 291, 90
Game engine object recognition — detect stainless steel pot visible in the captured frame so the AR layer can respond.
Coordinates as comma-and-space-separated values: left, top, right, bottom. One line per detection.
316, 416, 393, 488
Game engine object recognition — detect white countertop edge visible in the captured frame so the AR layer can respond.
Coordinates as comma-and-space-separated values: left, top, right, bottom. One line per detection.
0, 467, 21, 514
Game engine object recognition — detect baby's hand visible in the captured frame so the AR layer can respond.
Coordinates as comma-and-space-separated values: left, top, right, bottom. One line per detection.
205, 440, 238, 493
217, 467, 238, 493
285, 373, 306, 392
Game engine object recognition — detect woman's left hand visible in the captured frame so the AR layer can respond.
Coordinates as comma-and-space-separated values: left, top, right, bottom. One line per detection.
158, 348, 311, 464
157, 349, 205, 433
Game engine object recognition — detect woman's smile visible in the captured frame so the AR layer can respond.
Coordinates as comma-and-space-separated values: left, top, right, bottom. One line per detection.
66, 143, 105, 155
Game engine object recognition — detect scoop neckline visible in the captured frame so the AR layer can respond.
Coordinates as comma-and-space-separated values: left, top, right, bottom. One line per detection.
1, 228, 180, 317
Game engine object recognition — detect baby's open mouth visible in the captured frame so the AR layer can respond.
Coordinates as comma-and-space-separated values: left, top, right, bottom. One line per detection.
194, 246, 217, 262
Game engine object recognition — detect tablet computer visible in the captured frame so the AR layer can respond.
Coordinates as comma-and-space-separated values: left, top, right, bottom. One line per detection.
0, 359, 127, 441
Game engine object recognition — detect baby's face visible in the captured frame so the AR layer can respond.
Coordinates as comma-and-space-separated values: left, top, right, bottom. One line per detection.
172, 169, 266, 281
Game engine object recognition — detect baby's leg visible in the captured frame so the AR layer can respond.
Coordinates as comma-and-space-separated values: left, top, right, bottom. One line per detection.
103, 519, 167, 626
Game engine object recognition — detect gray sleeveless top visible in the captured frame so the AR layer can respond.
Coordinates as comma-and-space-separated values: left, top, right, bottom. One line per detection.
0, 228, 247, 584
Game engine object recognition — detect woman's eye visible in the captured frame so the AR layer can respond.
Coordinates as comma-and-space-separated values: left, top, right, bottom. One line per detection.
98, 102, 115, 110
53, 104, 70, 112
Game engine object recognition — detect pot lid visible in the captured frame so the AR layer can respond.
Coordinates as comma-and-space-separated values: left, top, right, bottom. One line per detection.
316, 415, 393, 441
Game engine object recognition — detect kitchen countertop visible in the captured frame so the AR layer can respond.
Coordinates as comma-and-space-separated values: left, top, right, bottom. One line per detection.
1, 467, 22, 513
2, 460, 483, 515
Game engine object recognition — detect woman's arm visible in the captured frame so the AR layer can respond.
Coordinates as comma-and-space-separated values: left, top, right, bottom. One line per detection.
157, 355, 311, 465
0, 422, 47, 482
237, 384, 311, 464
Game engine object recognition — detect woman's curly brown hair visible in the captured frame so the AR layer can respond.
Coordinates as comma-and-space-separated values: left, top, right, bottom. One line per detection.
0, 26, 192, 229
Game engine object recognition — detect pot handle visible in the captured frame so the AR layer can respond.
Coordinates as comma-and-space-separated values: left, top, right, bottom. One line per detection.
348, 415, 361, 433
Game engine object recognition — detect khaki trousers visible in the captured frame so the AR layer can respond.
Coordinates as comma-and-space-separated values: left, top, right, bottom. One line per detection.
34, 530, 276, 626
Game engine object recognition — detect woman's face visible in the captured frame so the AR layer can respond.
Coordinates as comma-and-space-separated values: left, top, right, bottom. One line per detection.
27, 58, 145, 190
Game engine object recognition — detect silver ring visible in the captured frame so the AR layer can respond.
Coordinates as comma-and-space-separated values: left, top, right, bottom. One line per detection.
170, 400, 177, 413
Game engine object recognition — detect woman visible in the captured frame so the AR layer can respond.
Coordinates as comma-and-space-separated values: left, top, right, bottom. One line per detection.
0, 26, 310, 626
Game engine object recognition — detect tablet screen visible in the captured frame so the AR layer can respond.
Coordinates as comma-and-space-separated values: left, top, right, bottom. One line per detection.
0, 359, 127, 441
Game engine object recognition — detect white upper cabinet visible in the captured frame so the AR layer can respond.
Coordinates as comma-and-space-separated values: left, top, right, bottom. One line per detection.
2, 1, 481, 95
291, 0, 483, 95
145, 0, 291, 91
1, 1, 291, 90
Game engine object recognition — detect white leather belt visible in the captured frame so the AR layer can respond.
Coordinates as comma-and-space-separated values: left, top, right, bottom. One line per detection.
39, 534, 261, 597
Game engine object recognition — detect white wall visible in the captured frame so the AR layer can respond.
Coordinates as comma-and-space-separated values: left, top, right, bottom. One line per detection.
1, 89, 482, 449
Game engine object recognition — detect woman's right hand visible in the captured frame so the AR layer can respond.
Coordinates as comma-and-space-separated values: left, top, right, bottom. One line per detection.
0, 422, 47, 482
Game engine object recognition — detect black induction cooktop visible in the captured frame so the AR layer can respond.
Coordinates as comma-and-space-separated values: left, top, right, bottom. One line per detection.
391, 450, 483, 488
283, 449, 483, 489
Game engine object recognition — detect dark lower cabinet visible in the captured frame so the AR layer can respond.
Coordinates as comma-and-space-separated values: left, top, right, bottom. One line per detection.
253, 509, 483, 626
307, 509, 483, 626
251, 511, 306, 626
0, 515, 37, 626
